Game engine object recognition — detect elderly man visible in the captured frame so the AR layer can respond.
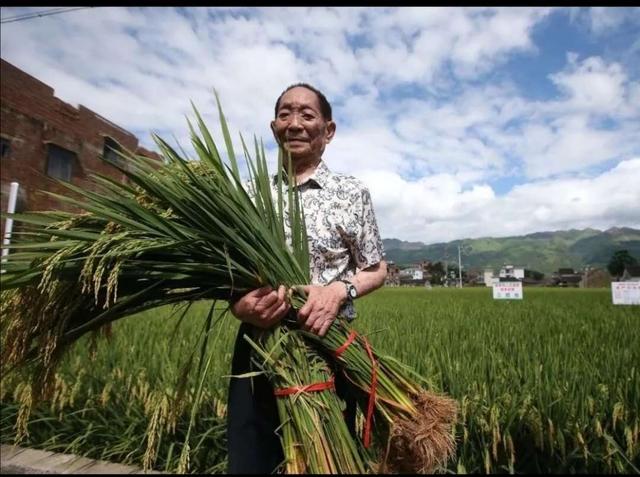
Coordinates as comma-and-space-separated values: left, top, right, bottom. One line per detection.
227, 83, 387, 474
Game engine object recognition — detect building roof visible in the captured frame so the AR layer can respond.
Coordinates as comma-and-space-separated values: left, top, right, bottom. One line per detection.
623, 265, 640, 277
561, 275, 582, 283
557, 268, 576, 275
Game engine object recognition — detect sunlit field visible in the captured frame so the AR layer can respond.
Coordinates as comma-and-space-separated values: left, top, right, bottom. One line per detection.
2, 287, 638, 473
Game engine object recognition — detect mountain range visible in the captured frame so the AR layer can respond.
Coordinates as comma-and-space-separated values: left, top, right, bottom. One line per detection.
382, 227, 640, 275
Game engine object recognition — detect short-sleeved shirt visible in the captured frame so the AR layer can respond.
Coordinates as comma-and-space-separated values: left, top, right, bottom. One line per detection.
271, 160, 385, 320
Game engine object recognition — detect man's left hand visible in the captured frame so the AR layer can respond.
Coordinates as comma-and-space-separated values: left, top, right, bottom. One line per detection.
297, 282, 347, 336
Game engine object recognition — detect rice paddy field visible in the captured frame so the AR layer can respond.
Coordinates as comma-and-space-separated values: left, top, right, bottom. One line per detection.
1, 287, 638, 474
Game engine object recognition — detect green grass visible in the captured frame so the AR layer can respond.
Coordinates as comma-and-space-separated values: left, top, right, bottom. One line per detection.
2, 288, 638, 473
356, 287, 639, 473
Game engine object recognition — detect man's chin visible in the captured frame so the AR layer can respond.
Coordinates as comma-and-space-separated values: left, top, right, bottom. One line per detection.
283, 146, 309, 158
285, 143, 307, 151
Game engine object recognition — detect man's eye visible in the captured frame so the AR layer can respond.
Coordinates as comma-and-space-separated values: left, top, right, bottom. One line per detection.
303, 115, 314, 120
278, 112, 289, 119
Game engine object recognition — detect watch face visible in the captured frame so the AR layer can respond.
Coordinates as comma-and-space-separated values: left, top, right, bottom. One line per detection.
349, 286, 357, 299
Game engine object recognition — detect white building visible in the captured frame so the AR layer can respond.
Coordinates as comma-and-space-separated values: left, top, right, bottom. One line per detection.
483, 268, 494, 287
499, 265, 524, 280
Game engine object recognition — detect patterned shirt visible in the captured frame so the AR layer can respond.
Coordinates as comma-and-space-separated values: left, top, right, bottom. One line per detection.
272, 160, 385, 319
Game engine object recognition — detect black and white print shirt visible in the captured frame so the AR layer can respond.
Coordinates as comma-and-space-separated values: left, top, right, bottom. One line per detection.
272, 160, 385, 320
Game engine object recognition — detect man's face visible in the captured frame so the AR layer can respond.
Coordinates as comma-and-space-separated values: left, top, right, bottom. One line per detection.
271, 87, 335, 163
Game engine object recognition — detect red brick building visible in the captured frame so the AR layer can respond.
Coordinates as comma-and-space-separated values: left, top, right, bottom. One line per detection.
1, 58, 162, 236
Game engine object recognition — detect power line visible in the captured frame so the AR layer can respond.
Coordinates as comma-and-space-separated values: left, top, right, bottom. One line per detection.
1, 7, 93, 24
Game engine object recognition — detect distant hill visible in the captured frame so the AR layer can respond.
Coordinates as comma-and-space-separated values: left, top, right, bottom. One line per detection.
382, 227, 640, 275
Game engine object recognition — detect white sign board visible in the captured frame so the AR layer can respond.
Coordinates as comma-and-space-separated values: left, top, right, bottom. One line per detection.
611, 282, 640, 305
493, 281, 523, 300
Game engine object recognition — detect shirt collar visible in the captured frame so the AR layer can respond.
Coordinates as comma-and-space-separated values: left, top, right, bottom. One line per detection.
272, 159, 331, 189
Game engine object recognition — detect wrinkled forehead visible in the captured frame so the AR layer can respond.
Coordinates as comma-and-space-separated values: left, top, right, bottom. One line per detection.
277, 87, 322, 113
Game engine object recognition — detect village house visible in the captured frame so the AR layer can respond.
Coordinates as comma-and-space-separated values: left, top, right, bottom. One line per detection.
484, 265, 525, 286
551, 268, 583, 287
385, 260, 432, 286
1, 59, 162, 237
580, 268, 611, 288
499, 265, 525, 280
385, 261, 401, 286
400, 260, 432, 286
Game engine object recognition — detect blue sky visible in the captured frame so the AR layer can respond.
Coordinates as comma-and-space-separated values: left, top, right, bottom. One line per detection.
1, 6, 639, 243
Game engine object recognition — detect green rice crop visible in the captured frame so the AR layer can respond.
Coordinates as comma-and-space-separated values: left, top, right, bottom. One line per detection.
1, 287, 638, 473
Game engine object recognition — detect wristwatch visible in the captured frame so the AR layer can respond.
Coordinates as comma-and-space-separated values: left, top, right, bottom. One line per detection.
340, 280, 358, 302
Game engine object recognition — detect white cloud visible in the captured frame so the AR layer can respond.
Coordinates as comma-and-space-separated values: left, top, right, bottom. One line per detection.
586, 6, 640, 35
362, 158, 640, 243
514, 115, 635, 178
549, 54, 629, 116
1, 6, 638, 243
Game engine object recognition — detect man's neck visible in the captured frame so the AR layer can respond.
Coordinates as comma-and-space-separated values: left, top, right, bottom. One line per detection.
292, 156, 321, 184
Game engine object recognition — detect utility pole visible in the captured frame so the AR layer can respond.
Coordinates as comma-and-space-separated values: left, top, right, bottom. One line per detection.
443, 244, 449, 287
458, 243, 462, 288
584, 265, 590, 288
2, 182, 20, 273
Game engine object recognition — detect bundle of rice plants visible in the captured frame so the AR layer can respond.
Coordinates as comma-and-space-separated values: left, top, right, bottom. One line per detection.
0, 94, 457, 473
301, 319, 458, 473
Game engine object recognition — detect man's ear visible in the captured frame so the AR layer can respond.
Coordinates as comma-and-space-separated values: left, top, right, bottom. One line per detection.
270, 121, 282, 146
325, 120, 336, 143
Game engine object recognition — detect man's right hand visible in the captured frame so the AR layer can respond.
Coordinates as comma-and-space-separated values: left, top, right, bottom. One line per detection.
230, 285, 291, 329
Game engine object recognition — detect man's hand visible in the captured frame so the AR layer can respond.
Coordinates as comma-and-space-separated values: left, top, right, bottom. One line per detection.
231, 286, 290, 329
297, 282, 347, 337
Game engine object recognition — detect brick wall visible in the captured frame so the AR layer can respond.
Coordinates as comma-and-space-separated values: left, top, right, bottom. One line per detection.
0, 58, 162, 238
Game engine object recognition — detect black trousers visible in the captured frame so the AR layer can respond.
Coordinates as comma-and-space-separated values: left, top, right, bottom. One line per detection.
226, 322, 357, 474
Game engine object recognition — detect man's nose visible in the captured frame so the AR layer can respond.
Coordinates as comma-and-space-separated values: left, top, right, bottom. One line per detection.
287, 113, 303, 129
